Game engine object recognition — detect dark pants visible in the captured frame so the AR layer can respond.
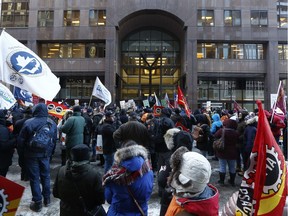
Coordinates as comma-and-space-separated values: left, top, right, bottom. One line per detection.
26, 157, 51, 202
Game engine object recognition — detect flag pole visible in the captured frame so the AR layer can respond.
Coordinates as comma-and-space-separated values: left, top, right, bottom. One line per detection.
88, 94, 93, 108
270, 81, 282, 123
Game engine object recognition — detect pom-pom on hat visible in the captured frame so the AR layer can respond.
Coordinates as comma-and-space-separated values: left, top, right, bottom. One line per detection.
169, 147, 211, 196
70, 144, 90, 162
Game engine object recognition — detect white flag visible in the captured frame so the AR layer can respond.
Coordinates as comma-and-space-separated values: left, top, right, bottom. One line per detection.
92, 77, 111, 107
0, 82, 16, 109
154, 92, 162, 106
0, 30, 60, 101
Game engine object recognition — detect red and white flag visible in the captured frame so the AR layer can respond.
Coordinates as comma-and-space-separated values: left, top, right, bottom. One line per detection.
236, 100, 287, 216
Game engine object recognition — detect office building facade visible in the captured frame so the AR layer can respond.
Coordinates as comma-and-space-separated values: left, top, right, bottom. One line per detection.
1, 0, 287, 111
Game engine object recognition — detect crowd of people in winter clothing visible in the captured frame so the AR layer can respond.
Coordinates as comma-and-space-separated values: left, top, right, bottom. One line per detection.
1, 101, 288, 215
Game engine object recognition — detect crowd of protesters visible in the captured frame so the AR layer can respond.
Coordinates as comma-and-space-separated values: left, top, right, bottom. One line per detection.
0, 100, 287, 215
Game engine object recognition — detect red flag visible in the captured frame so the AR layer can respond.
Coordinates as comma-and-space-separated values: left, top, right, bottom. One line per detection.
271, 81, 286, 121
177, 86, 191, 118
0, 176, 25, 215
236, 100, 287, 216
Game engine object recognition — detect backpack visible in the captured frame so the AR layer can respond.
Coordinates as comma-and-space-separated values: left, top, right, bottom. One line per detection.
29, 120, 53, 153
192, 125, 204, 142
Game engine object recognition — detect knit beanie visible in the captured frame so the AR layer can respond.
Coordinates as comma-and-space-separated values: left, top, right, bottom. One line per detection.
169, 147, 211, 196
70, 144, 90, 162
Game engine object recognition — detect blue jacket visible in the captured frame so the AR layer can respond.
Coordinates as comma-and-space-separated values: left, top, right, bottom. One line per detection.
210, 113, 223, 135
18, 103, 57, 158
104, 144, 154, 216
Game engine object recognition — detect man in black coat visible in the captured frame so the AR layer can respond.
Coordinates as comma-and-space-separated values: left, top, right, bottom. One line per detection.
0, 109, 16, 177
53, 144, 105, 216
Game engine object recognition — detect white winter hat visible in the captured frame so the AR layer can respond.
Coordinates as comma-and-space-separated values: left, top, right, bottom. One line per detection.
170, 148, 211, 196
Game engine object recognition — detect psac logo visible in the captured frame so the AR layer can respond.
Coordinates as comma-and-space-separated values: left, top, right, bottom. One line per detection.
7, 50, 43, 78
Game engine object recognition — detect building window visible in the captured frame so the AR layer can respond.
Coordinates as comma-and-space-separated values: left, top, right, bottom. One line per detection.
38, 11, 54, 27
251, 10, 268, 27
1, 0, 29, 27
278, 44, 288, 59
197, 43, 264, 60
197, 10, 214, 26
89, 10, 106, 26
224, 10, 241, 26
277, 0, 288, 28
63, 10, 80, 26
40, 42, 105, 59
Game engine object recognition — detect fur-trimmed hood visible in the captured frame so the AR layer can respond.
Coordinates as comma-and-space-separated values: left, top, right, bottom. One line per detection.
164, 128, 193, 153
114, 144, 148, 165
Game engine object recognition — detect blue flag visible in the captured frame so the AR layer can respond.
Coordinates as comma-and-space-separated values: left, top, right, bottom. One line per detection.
13, 87, 33, 103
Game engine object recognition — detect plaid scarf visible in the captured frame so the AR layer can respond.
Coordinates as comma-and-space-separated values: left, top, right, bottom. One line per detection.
102, 159, 151, 186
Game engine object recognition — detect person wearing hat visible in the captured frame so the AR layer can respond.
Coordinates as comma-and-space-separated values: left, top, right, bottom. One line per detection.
53, 144, 105, 216
165, 146, 219, 216
102, 140, 153, 216
0, 109, 16, 177
61, 105, 86, 161
102, 110, 118, 173
158, 128, 193, 216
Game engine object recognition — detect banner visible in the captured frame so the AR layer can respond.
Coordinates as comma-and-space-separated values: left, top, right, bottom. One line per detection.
0, 82, 16, 109
92, 77, 111, 107
236, 100, 287, 215
0, 175, 25, 215
0, 30, 60, 101
46, 100, 69, 119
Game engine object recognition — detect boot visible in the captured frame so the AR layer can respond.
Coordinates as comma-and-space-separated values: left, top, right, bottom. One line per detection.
228, 172, 236, 187
30, 201, 42, 212
218, 172, 225, 185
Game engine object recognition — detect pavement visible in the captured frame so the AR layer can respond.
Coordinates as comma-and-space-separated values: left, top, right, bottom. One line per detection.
5, 143, 241, 216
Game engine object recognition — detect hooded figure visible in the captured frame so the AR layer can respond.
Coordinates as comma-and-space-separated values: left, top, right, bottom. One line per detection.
53, 144, 105, 216
165, 147, 219, 216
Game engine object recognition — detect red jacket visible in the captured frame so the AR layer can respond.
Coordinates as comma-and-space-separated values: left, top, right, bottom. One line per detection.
165, 184, 219, 216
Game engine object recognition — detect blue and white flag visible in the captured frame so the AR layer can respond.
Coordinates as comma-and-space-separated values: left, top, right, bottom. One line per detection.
13, 86, 33, 103
0, 82, 16, 109
92, 77, 111, 107
0, 30, 60, 101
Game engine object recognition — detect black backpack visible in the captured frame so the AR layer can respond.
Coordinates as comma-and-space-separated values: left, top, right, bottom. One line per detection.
29, 119, 53, 153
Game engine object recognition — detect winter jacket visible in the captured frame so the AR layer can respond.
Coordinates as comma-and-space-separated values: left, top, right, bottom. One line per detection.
61, 111, 86, 150
104, 144, 153, 216
102, 119, 118, 155
165, 184, 219, 216
0, 110, 16, 170
53, 162, 105, 216
18, 103, 57, 158
214, 119, 239, 160
210, 113, 223, 135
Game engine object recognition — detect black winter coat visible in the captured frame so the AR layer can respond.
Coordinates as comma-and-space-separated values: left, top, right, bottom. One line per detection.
0, 115, 16, 170
53, 162, 105, 216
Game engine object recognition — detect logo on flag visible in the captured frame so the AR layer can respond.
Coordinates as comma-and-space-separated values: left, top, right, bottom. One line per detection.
236, 100, 287, 216
13, 87, 33, 103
